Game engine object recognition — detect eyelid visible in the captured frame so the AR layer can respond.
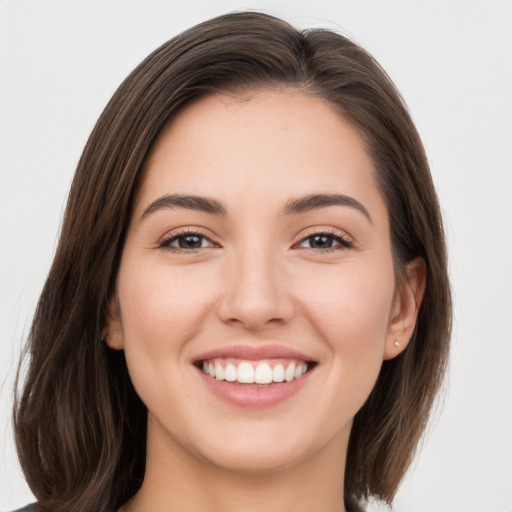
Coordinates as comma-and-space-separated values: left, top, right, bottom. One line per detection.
292, 227, 354, 251
157, 227, 220, 251
156, 226, 354, 253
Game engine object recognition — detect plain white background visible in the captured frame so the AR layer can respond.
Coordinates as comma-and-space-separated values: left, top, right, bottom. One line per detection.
1, 1, 511, 510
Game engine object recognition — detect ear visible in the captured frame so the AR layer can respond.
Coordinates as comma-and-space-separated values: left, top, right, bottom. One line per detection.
384, 257, 426, 360
103, 293, 124, 350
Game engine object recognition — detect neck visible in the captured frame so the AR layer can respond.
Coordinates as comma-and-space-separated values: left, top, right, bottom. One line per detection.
121, 415, 349, 512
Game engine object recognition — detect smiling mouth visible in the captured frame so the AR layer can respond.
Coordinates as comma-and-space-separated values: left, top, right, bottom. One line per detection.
196, 358, 316, 386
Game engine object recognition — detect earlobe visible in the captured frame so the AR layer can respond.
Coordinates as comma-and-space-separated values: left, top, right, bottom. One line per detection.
384, 257, 426, 360
103, 293, 124, 350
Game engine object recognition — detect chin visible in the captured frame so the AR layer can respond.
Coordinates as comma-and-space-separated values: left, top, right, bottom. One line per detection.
198, 441, 312, 475
185, 417, 349, 476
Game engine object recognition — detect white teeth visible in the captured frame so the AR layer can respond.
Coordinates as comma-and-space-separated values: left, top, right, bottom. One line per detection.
284, 363, 296, 382
272, 364, 285, 382
254, 363, 273, 384
201, 360, 309, 384
215, 362, 225, 381
237, 362, 255, 383
294, 364, 307, 379
225, 363, 237, 382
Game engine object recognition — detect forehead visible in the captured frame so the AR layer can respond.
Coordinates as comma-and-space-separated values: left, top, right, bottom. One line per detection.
137, 90, 385, 221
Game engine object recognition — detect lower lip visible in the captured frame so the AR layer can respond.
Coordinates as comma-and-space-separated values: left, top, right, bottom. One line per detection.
196, 366, 313, 408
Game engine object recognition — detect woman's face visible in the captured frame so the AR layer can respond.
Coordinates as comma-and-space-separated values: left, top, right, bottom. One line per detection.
108, 90, 414, 474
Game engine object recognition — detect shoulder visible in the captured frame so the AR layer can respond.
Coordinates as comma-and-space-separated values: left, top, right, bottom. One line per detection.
9, 505, 36, 512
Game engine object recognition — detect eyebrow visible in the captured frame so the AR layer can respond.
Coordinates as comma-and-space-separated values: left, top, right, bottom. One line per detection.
283, 193, 372, 222
142, 192, 371, 222
142, 194, 227, 218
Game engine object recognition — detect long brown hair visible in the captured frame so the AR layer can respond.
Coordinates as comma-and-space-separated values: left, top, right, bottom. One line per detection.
14, 11, 451, 511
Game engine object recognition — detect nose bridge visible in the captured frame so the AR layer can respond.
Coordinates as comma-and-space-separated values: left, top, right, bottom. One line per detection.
218, 237, 293, 329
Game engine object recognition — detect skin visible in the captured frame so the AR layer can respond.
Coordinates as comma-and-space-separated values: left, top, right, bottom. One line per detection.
106, 90, 425, 512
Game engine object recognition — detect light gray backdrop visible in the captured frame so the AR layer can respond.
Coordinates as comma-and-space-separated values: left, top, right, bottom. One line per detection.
1, 1, 511, 510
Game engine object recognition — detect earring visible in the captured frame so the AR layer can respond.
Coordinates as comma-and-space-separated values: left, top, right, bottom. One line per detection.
394, 340, 400, 348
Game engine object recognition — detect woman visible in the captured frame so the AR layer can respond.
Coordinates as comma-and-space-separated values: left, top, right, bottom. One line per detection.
13, 11, 451, 512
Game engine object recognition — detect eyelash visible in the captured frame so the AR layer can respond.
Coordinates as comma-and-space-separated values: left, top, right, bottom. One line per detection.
294, 229, 353, 253
158, 228, 353, 254
158, 228, 217, 252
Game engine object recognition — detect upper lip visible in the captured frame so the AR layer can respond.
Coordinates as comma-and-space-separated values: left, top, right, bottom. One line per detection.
193, 344, 316, 363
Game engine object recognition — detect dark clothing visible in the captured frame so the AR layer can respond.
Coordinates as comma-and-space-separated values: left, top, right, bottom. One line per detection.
346, 493, 367, 512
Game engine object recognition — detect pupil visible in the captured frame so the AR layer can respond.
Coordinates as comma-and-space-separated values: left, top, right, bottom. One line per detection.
310, 235, 332, 248
179, 235, 202, 248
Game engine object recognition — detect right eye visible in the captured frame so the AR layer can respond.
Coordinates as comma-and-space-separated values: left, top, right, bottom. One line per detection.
158, 230, 216, 252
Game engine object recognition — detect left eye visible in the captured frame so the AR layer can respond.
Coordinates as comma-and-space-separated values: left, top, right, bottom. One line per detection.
297, 233, 352, 250
159, 233, 214, 250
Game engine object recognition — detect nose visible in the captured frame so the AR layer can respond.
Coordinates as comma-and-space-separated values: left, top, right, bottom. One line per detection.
217, 246, 295, 331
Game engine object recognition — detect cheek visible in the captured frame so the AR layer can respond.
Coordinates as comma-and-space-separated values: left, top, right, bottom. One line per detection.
118, 259, 215, 344
287, 261, 396, 436
115, 258, 221, 420
115, 258, 219, 403
297, 262, 394, 390
299, 262, 394, 341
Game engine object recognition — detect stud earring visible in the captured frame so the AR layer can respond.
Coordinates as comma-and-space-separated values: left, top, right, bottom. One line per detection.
394, 340, 400, 348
